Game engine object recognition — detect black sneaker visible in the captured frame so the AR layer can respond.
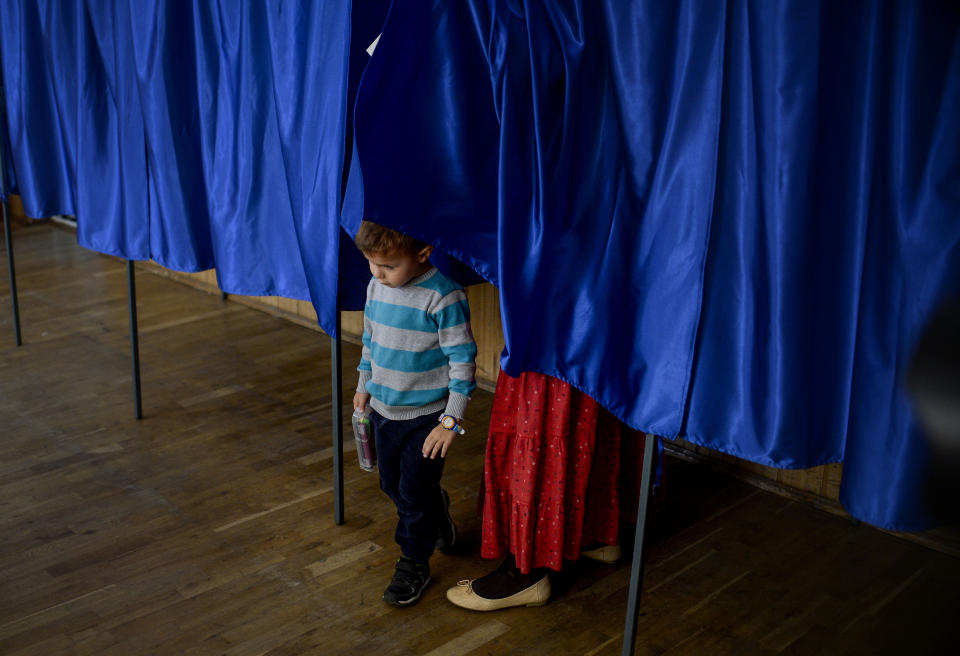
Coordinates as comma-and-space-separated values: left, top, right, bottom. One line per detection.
383, 557, 430, 606
436, 488, 457, 553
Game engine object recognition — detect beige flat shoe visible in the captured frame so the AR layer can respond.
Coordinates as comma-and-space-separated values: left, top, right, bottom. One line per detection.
446, 575, 551, 611
580, 543, 621, 564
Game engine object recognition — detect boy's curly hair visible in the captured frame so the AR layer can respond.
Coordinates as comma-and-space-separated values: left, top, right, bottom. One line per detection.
354, 220, 429, 255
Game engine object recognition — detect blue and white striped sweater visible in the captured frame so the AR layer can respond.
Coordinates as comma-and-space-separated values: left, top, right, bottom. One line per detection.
357, 267, 477, 420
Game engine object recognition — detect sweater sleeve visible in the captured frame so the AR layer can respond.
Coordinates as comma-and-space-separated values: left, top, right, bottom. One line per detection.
433, 289, 477, 418
356, 283, 374, 394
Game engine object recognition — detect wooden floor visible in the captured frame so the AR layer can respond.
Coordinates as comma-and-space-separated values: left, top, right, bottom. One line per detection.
2, 220, 959, 656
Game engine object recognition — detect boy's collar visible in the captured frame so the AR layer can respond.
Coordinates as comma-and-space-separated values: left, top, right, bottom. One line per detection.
406, 266, 438, 286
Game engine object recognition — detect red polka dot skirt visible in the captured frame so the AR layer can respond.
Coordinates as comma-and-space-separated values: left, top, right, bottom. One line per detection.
479, 371, 655, 574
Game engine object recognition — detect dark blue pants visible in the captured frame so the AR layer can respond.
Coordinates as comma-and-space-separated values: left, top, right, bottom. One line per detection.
370, 409, 446, 564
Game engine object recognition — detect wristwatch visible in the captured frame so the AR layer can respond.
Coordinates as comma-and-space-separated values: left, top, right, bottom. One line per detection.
439, 414, 465, 435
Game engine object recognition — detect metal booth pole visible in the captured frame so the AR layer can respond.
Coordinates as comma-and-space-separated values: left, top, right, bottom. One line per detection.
621, 433, 657, 656
127, 260, 143, 419
1, 185, 20, 347
331, 309, 345, 525
0, 110, 22, 347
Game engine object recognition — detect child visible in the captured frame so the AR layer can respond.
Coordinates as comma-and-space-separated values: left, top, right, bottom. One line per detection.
353, 220, 477, 606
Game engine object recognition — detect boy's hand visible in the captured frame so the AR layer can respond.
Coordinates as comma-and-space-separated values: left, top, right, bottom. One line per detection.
423, 424, 456, 459
354, 392, 370, 412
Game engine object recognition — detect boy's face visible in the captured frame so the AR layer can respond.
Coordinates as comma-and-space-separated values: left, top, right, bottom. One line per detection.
364, 246, 433, 288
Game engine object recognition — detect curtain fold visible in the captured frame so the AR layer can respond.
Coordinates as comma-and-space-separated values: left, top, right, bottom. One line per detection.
341, 0, 502, 287
836, 2, 960, 529
77, 0, 150, 261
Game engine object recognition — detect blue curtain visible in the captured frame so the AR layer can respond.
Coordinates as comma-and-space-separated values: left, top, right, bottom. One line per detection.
2, 0, 959, 530
0, 1, 78, 214
349, 0, 960, 530
77, 1, 150, 263
0, 0, 361, 333
0, 81, 14, 201
346, 0, 722, 438
685, 1, 960, 530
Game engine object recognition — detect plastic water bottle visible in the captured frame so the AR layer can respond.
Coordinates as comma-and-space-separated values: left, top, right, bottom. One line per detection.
352, 407, 377, 472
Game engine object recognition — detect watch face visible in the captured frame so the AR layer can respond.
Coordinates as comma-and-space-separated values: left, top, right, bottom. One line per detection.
442, 416, 456, 429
